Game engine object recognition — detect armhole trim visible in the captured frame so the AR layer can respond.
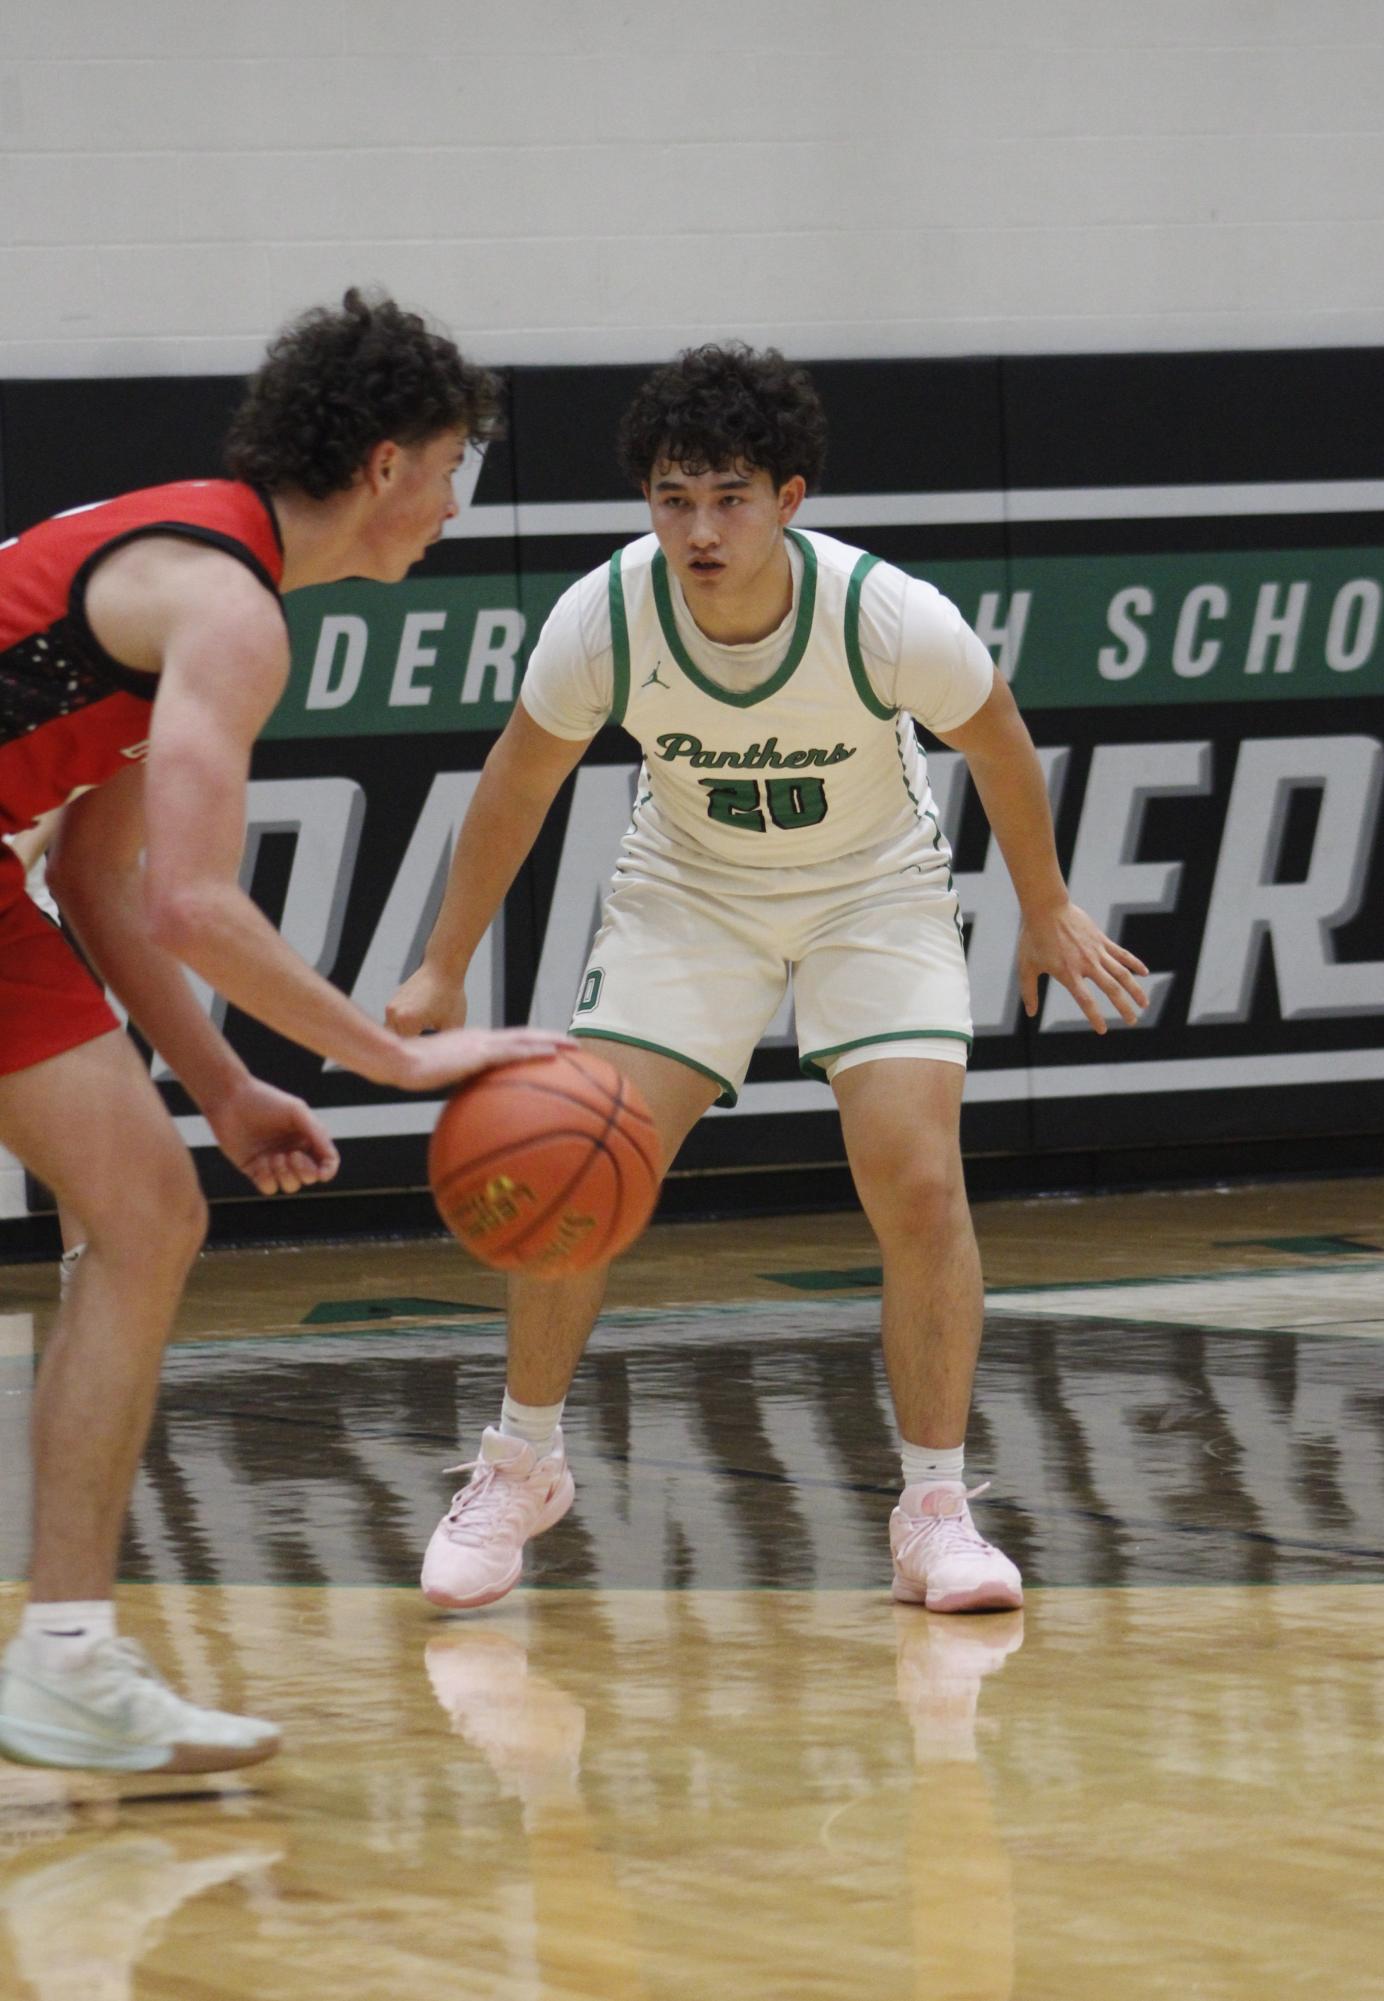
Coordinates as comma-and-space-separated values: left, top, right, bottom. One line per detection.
844, 552, 896, 720
607, 548, 630, 728
69, 523, 286, 697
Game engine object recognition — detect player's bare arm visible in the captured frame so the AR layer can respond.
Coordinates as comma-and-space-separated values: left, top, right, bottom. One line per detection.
388, 703, 592, 1036
87, 540, 567, 1091
936, 674, 1149, 1034
48, 766, 338, 1195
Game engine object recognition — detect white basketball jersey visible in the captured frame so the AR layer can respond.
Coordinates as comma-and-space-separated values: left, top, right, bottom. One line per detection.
609, 528, 951, 871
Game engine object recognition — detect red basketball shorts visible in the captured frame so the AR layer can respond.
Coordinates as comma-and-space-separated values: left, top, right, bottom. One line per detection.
1, 843, 119, 1077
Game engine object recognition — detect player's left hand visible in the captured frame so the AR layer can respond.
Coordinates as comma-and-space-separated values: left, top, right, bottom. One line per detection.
1018, 901, 1150, 1035
207, 1078, 341, 1195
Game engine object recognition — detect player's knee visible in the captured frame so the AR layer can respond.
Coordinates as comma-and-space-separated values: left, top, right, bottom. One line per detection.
83, 1132, 206, 1272
165, 1165, 210, 1269
153, 1146, 208, 1268
857, 1148, 964, 1239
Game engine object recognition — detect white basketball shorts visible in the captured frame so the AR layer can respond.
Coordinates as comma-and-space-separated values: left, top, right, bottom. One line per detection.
568, 833, 971, 1107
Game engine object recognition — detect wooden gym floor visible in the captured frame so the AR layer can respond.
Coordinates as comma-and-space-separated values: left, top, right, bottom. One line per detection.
0, 1173, 1381, 1999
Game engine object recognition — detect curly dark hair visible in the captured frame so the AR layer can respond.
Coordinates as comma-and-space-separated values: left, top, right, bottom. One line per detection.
616, 343, 828, 493
224, 288, 503, 498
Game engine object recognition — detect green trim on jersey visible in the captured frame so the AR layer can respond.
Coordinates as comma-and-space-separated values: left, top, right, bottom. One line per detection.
607, 548, 631, 727
799, 1028, 974, 1085
890, 721, 965, 945
648, 530, 819, 708
844, 553, 895, 719
570, 1027, 738, 1107
841, 551, 955, 894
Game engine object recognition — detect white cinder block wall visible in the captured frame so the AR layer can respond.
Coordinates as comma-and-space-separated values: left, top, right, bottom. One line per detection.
2, 0, 1382, 1213
2, 0, 1384, 378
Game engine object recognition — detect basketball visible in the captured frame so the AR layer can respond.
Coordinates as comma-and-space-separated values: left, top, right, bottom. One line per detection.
428, 1049, 660, 1277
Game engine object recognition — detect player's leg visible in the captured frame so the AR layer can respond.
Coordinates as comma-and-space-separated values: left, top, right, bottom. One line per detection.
834, 1056, 980, 1446
505, 1040, 721, 1404
833, 1056, 1022, 1613
0, 1018, 279, 1769
3, 1034, 205, 1599
421, 1043, 719, 1610
795, 855, 1020, 1613
6, 822, 90, 1296
423, 860, 785, 1610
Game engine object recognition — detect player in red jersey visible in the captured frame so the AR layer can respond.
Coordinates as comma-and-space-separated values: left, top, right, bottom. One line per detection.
0, 290, 568, 1775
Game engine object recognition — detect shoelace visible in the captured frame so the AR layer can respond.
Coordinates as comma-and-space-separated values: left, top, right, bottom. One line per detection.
440, 1458, 533, 1545
904, 1481, 996, 1554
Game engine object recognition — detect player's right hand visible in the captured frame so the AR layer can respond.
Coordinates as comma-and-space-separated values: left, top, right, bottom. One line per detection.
387, 960, 468, 1036
390, 1026, 575, 1094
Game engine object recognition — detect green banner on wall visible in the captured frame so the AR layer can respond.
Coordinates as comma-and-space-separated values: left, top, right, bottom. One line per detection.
267, 546, 1384, 739
268, 576, 569, 740
928, 547, 1384, 709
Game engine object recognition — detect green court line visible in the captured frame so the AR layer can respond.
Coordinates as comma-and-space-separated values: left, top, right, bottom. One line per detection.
984, 1308, 1384, 1341
984, 1256, 1384, 1295
166, 1296, 827, 1354
766, 1266, 883, 1290
162, 1274, 1384, 1358
14, 1258, 1377, 1347
1211, 1234, 1382, 1256
300, 1296, 496, 1324
767, 1256, 1384, 1296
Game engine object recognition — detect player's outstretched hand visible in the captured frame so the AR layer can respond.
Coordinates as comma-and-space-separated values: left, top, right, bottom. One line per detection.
387, 960, 467, 1037
1018, 901, 1150, 1035
208, 1077, 341, 1196
392, 1026, 576, 1094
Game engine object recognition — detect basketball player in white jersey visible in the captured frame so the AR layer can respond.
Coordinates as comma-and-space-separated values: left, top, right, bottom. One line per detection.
390, 345, 1149, 1614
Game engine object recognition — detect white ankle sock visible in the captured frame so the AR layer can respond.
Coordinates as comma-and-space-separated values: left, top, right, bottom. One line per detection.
499, 1392, 565, 1454
900, 1442, 965, 1490
21, 1600, 115, 1671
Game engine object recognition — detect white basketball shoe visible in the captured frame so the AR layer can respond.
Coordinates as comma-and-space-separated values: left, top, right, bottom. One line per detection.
0, 1635, 280, 1774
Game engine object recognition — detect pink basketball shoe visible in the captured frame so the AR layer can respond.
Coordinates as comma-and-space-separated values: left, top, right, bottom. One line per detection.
421, 1427, 575, 1611
890, 1481, 1024, 1613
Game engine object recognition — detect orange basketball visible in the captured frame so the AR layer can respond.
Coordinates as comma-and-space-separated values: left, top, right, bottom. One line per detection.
428, 1049, 660, 1278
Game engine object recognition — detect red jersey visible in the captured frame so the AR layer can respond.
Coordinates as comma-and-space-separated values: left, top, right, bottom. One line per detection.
0, 480, 284, 837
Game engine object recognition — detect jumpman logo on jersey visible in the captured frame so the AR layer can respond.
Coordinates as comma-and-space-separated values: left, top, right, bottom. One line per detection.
641, 662, 669, 690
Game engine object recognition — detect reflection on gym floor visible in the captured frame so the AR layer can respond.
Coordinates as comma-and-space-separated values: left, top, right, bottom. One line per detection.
0, 1580, 1380, 1999
0, 1187, 1381, 1998
3, 1295, 1373, 1594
